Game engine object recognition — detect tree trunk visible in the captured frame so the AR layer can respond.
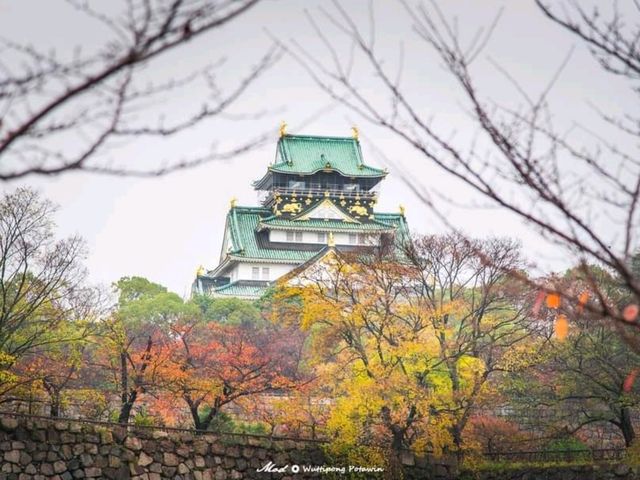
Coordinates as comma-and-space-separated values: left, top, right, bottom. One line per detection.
42, 379, 61, 417
117, 351, 136, 423
620, 406, 636, 447
184, 395, 221, 432
118, 397, 136, 424
50, 393, 60, 418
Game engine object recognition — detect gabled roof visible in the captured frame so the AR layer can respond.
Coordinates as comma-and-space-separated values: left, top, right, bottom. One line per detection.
219, 206, 323, 263
277, 246, 339, 284
270, 135, 386, 178
295, 198, 359, 223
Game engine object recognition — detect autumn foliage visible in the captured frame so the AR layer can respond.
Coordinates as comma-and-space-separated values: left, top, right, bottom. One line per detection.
1, 191, 639, 472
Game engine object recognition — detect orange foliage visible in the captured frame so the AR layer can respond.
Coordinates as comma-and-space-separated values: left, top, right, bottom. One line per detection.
554, 314, 569, 341
546, 292, 561, 309
155, 322, 305, 430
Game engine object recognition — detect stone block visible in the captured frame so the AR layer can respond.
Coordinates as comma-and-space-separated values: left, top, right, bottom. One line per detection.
164, 452, 180, 466
211, 444, 225, 455
236, 458, 247, 472
225, 445, 240, 458
162, 466, 177, 477
69, 423, 82, 433
176, 445, 191, 458
193, 441, 209, 456
60, 444, 73, 459
4, 450, 20, 464
54, 421, 69, 431
53, 460, 67, 473
1, 418, 19, 431
138, 452, 153, 467
19, 450, 32, 465
85, 444, 98, 455
214, 467, 227, 480
84, 467, 102, 478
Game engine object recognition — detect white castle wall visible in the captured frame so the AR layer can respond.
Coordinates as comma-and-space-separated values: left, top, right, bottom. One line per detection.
269, 229, 379, 246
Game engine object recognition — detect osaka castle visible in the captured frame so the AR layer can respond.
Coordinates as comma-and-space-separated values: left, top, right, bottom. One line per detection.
192, 125, 410, 299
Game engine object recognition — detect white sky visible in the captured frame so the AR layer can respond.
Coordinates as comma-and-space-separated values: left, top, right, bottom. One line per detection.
0, 0, 634, 296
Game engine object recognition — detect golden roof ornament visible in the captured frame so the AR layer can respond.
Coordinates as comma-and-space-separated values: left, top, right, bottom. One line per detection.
230, 197, 238, 208
327, 232, 335, 247
279, 121, 287, 137
196, 265, 205, 276
351, 126, 359, 141
399, 204, 406, 216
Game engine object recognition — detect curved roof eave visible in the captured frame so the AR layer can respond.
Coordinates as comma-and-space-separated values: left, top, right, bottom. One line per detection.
268, 164, 386, 178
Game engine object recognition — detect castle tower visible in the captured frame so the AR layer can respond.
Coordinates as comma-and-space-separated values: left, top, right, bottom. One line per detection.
193, 129, 409, 299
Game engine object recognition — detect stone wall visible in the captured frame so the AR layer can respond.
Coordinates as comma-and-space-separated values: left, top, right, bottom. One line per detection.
0, 414, 453, 479
0, 414, 634, 480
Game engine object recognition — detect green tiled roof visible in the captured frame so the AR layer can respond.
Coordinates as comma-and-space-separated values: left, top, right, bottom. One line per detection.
212, 207, 410, 277
259, 217, 396, 232
225, 206, 322, 262
213, 281, 268, 299
271, 135, 386, 178
375, 212, 411, 256
375, 212, 410, 240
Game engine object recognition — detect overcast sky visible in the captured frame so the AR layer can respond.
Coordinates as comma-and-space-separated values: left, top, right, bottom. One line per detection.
0, 0, 633, 296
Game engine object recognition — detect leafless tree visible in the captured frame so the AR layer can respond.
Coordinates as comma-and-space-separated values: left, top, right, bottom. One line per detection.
285, 0, 640, 334
0, 187, 88, 359
0, 0, 278, 179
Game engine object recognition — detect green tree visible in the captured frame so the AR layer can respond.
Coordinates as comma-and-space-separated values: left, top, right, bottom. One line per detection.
192, 295, 262, 325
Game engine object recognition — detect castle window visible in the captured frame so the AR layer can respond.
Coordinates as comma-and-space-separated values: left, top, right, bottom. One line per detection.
286, 231, 294, 241
262, 267, 270, 280
288, 180, 305, 190
252, 267, 260, 280
295, 231, 303, 242
358, 234, 367, 244
317, 232, 327, 243
349, 233, 357, 244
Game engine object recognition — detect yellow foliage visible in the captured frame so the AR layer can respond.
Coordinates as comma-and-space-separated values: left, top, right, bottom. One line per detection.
272, 254, 527, 462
